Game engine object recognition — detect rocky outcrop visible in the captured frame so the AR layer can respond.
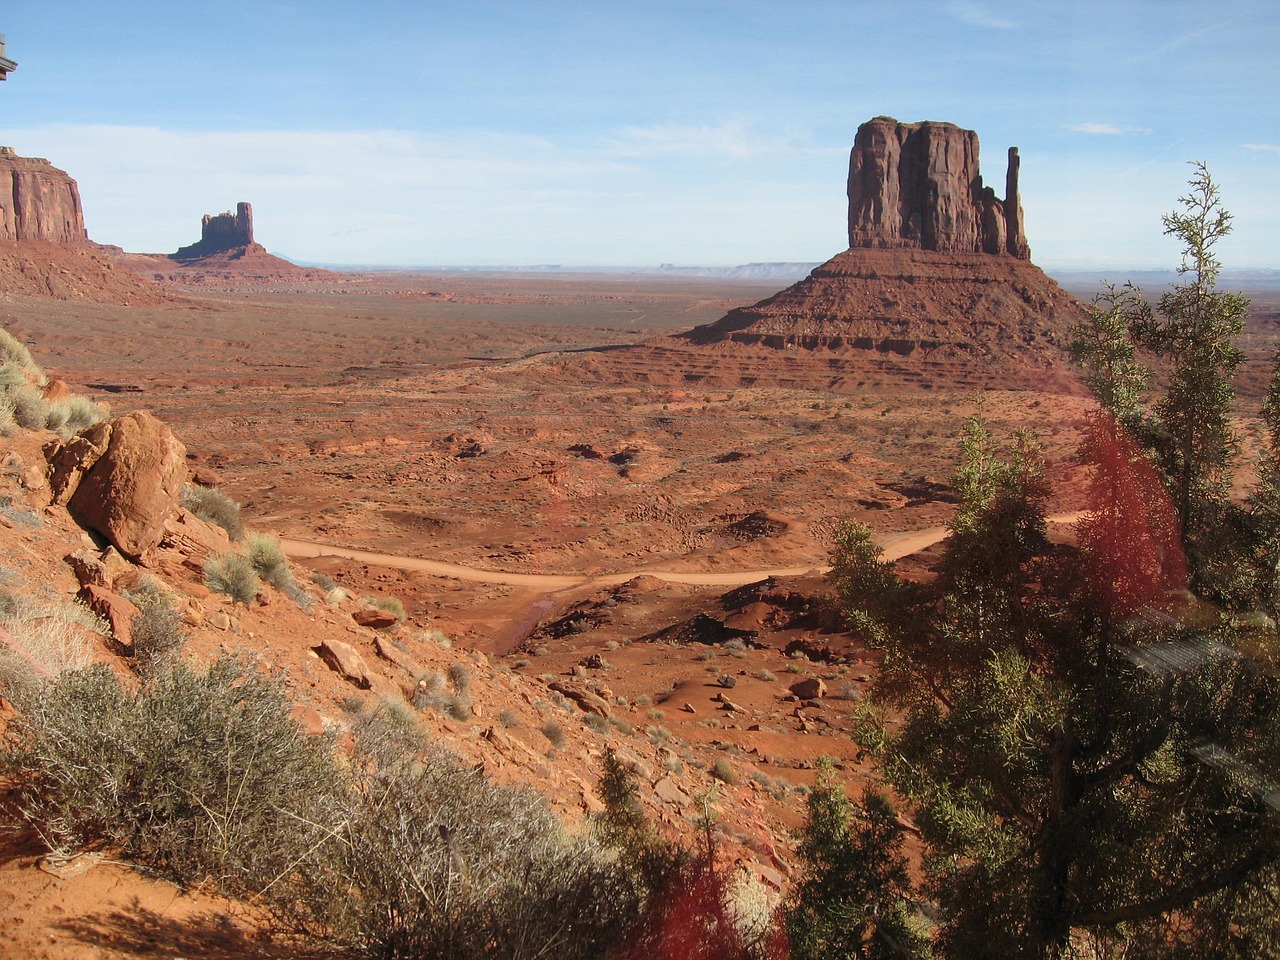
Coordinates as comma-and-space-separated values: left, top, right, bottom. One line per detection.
847, 117, 1028, 259
0, 147, 87, 244
174, 202, 254, 259
50, 411, 188, 560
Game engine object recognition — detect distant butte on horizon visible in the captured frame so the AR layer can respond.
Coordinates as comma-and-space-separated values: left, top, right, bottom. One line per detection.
682, 116, 1088, 389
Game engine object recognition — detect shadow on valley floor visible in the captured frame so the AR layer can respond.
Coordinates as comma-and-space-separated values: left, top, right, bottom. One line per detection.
54, 903, 342, 959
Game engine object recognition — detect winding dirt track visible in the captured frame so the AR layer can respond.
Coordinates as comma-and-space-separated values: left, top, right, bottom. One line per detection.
279, 514, 1083, 589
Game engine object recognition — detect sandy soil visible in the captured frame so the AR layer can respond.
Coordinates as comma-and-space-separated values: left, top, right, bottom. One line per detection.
2, 270, 1276, 958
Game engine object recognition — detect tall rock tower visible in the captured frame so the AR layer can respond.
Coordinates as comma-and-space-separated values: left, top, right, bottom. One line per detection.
847, 117, 1029, 259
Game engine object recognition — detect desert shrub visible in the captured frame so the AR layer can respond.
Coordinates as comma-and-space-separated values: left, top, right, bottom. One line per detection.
499, 708, 520, 728
584, 712, 610, 735
181, 484, 244, 540
3, 653, 654, 960
0, 329, 40, 373
541, 720, 566, 748
310, 571, 337, 591
45, 394, 105, 438
6, 382, 47, 430
712, 757, 738, 785
203, 552, 261, 605
244, 533, 290, 587
0, 608, 95, 705
758, 669, 778, 682
447, 661, 472, 693
287, 725, 643, 960
129, 600, 187, 672
0, 656, 343, 889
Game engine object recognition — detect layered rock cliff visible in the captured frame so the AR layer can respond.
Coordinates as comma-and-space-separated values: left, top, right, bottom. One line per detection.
0, 147, 87, 244
847, 116, 1029, 259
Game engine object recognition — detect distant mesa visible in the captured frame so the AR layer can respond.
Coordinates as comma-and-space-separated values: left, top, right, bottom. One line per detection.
683, 116, 1086, 387
117, 199, 334, 286
173, 201, 255, 260
0, 146, 87, 244
0, 146, 169, 303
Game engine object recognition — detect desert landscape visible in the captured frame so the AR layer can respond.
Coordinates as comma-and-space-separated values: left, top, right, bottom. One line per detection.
1, 97, 1279, 960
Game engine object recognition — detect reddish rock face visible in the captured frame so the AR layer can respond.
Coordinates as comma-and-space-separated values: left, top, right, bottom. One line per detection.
847, 116, 1028, 259
0, 148, 87, 244
62, 411, 189, 560
173, 202, 254, 259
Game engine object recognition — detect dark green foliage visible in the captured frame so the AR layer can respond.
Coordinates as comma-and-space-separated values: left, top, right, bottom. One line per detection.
831, 409, 1280, 958
786, 762, 929, 960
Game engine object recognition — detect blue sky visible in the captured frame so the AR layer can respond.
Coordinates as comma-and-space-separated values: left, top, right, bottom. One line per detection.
1, 1, 1276, 269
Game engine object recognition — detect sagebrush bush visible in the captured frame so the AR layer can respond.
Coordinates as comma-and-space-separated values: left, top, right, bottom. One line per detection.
6, 382, 47, 430
0, 329, 40, 373
712, 757, 738, 785
129, 600, 187, 672
245, 532, 290, 587
288, 719, 642, 960
541, 720, 566, 748
203, 552, 262, 604
0, 656, 343, 886
447, 661, 472, 693
181, 484, 244, 540
45, 394, 106, 439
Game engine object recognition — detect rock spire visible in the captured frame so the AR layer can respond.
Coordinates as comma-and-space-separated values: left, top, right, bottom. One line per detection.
847, 116, 1029, 259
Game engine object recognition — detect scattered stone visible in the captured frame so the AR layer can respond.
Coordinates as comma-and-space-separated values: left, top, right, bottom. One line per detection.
315, 637, 372, 689
682, 702, 697, 714
353, 607, 398, 630
714, 693, 746, 714
64, 548, 109, 589
718, 674, 737, 689
789, 677, 827, 700
373, 634, 421, 677
77, 584, 140, 654
548, 681, 611, 718
653, 776, 692, 808
158, 507, 231, 562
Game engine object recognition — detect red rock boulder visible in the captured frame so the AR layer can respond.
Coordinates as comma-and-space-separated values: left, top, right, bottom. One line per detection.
60, 411, 187, 560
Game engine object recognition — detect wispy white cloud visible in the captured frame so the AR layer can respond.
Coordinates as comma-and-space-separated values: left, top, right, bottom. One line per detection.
0, 123, 843, 265
1243, 143, 1280, 155
606, 121, 824, 160
946, 2, 1016, 30
1069, 123, 1153, 136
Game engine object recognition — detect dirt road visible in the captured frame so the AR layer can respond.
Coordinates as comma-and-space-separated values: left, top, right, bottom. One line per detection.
279, 514, 1083, 589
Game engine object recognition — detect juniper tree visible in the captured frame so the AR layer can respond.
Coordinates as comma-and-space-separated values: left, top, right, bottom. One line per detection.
825, 411, 1280, 959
